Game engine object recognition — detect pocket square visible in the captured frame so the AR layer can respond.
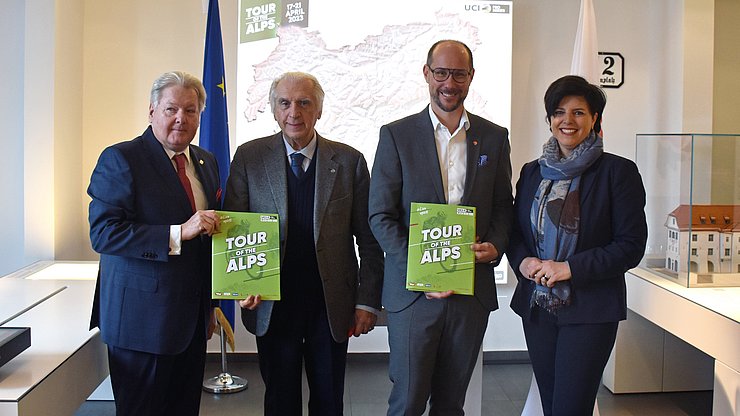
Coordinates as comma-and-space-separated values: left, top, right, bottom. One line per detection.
478, 155, 489, 167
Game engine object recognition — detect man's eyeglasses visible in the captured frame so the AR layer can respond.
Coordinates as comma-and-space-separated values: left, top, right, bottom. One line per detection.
427, 66, 472, 83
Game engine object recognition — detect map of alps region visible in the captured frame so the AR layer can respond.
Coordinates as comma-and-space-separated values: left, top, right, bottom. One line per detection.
236, 0, 513, 283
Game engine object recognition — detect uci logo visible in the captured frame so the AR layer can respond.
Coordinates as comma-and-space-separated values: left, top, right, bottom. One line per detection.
464, 4, 509, 14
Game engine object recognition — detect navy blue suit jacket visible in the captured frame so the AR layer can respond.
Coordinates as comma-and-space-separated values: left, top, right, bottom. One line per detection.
88, 127, 220, 354
508, 153, 648, 324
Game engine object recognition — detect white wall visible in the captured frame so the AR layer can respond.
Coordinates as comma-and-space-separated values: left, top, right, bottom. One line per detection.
509, 0, 684, 174
483, 0, 686, 353
714, 0, 740, 134
21, 0, 56, 270
0, 0, 26, 276
54, 0, 85, 261
5, 0, 732, 352
211, 0, 690, 353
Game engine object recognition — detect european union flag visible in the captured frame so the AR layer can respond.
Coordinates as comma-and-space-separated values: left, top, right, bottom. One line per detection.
200, 0, 235, 350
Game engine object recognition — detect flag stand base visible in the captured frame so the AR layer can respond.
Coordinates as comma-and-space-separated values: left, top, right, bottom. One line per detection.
203, 324, 247, 394
203, 372, 248, 393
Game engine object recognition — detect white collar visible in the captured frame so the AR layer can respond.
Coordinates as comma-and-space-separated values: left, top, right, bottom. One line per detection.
428, 106, 470, 136
282, 132, 318, 160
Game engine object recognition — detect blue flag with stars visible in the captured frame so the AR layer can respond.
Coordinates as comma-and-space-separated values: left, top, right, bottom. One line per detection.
200, 0, 235, 350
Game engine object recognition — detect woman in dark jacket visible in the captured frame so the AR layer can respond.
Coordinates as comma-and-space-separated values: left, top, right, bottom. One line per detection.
508, 75, 648, 415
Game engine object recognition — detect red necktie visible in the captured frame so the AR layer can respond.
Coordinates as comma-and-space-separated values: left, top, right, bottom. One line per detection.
173, 153, 196, 212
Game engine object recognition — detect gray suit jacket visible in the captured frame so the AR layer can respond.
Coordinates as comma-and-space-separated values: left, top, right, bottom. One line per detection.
369, 107, 513, 312
224, 132, 384, 343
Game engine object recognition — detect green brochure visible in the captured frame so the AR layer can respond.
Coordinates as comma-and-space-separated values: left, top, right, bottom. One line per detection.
212, 211, 281, 300
406, 202, 476, 295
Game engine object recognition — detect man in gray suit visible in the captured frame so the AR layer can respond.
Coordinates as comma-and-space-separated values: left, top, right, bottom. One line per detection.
224, 72, 384, 416
369, 40, 513, 415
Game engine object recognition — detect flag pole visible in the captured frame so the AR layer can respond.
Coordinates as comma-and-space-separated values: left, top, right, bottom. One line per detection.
199, 0, 246, 394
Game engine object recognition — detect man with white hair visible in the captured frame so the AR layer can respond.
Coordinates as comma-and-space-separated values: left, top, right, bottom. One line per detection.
88, 71, 221, 416
224, 71, 384, 415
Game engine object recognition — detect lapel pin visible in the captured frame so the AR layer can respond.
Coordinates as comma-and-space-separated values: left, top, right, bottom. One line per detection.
199, 159, 205, 165
330, 168, 336, 173
472, 140, 478, 146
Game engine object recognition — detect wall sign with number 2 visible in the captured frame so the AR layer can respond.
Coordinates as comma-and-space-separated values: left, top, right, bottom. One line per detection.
599, 52, 624, 88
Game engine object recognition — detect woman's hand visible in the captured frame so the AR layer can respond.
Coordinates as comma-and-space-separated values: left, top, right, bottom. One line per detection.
532, 260, 572, 287
519, 257, 543, 280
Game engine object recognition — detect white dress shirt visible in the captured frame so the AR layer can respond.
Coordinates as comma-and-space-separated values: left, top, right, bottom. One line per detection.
428, 106, 470, 205
282, 132, 317, 169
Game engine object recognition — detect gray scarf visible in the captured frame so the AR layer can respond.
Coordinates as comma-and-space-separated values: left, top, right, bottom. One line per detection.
529, 131, 603, 314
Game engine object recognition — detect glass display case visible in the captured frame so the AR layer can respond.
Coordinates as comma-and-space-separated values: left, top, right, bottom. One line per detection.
635, 133, 740, 287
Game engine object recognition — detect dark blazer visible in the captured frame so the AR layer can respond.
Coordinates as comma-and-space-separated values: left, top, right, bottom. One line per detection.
508, 153, 648, 324
88, 126, 219, 354
223, 133, 384, 343
369, 107, 513, 312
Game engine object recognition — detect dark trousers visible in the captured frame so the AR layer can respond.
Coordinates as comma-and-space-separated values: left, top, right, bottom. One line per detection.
523, 309, 618, 416
387, 295, 489, 416
257, 302, 348, 416
107, 311, 207, 416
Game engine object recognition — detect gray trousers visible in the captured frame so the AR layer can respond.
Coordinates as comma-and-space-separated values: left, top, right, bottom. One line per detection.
387, 294, 490, 416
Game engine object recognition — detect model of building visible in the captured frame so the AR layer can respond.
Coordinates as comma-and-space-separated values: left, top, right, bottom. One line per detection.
665, 205, 740, 275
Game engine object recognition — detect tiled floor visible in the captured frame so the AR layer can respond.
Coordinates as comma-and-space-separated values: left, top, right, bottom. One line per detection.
75, 355, 712, 415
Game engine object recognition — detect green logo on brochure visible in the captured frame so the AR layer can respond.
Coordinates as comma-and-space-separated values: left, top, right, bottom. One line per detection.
240, 0, 309, 43
212, 211, 281, 300
406, 202, 476, 295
